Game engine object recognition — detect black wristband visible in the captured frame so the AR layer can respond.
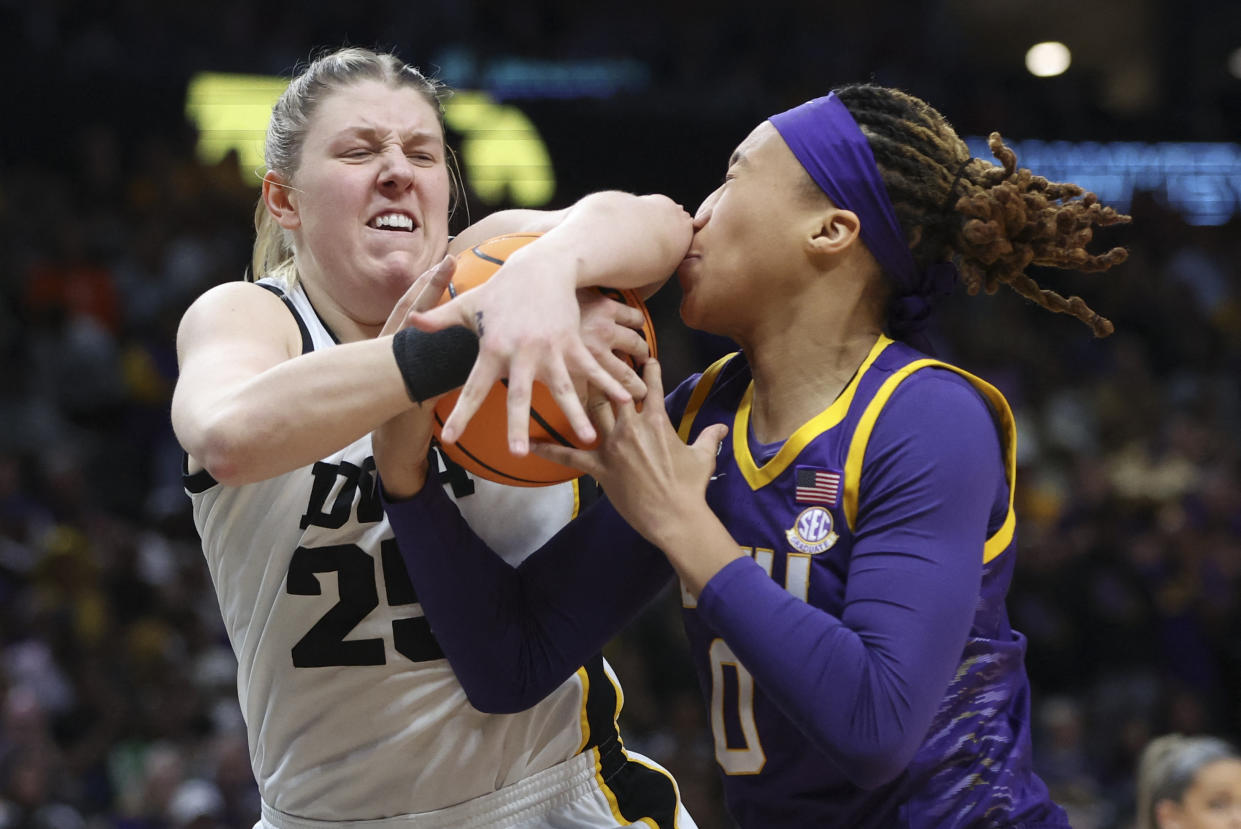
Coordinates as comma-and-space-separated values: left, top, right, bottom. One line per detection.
392, 326, 480, 402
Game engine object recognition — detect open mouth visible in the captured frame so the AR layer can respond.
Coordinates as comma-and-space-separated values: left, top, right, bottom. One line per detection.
369, 213, 417, 232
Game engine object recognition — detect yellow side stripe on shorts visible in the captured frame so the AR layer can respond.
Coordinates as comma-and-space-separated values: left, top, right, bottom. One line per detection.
575, 665, 591, 754
593, 748, 657, 829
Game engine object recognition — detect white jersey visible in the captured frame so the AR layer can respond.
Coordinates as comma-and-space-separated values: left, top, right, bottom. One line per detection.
185, 277, 628, 821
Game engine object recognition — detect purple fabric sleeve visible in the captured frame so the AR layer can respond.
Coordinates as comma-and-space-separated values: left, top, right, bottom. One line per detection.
696, 372, 1003, 788
381, 477, 675, 714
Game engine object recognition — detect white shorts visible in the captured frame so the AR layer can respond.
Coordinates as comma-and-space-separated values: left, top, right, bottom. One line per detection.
257, 743, 698, 829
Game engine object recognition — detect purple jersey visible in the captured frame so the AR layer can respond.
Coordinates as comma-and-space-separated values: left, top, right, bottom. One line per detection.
669, 336, 1065, 827
383, 335, 1068, 828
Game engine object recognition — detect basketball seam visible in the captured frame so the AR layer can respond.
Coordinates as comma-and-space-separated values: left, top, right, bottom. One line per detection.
431, 413, 559, 486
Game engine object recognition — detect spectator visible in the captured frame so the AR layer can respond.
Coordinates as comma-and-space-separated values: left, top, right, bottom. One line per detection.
1135, 734, 1241, 829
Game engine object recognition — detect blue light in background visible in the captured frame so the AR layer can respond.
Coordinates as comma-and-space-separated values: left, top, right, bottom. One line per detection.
964, 138, 1241, 226
434, 47, 651, 101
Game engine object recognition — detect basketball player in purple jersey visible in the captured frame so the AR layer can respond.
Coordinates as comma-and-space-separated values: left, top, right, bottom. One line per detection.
378, 85, 1130, 826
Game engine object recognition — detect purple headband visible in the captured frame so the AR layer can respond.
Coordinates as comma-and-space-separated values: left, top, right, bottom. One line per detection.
769, 93, 957, 352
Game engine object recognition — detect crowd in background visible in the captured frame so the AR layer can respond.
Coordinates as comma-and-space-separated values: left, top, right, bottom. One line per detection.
2, 2, 1240, 827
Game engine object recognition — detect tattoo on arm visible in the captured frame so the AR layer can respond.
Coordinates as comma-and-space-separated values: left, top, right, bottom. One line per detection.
474, 311, 485, 337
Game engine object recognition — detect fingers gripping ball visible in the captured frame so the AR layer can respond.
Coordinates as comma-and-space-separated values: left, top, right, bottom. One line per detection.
432, 233, 658, 486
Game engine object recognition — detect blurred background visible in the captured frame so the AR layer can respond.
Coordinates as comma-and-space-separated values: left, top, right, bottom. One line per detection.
2, 1, 1240, 827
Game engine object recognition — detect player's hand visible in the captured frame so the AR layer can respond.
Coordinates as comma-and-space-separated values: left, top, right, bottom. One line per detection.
531, 360, 728, 548
404, 246, 637, 456
576, 288, 649, 402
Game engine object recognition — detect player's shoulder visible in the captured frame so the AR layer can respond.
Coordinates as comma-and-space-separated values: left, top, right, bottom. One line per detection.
181, 279, 288, 323
879, 364, 1001, 437
893, 363, 988, 400
177, 279, 300, 351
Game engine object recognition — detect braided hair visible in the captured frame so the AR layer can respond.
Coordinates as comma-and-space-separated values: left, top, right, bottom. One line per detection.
834, 84, 1130, 337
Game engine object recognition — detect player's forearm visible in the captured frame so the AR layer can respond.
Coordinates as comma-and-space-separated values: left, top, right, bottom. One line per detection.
382, 484, 673, 713
697, 559, 952, 789
652, 503, 748, 598
652, 487, 947, 784
372, 405, 437, 499
382, 479, 546, 712
176, 336, 412, 485
510, 192, 693, 292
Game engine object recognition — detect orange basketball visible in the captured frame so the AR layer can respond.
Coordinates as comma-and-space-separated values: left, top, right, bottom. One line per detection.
432, 233, 657, 486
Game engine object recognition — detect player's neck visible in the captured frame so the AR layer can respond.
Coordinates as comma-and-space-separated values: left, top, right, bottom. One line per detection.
298, 277, 382, 343
743, 327, 880, 444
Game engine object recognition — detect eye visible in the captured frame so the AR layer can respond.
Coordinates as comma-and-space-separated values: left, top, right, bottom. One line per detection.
342, 148, 372, 159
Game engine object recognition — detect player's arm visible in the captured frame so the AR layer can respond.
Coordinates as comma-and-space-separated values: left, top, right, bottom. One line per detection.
691, 374, 997, 788
373, 286, 651, 498
172, 261, 455, 486
445, 191, 688, 297
412, 191, 693, 455
380, 481, 675, 713
541, 366, 996, 789
376, 366, 708, 712
531, 360, 740, 593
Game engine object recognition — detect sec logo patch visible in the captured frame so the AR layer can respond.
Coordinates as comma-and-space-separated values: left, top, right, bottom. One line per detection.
786, 506, 839, 554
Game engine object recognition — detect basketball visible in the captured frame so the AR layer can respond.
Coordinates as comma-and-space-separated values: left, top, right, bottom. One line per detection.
432, 233, 658, 487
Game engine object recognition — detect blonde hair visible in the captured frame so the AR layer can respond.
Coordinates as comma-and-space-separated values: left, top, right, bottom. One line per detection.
250, 47, 452, 285
1136, 734, 1239, 829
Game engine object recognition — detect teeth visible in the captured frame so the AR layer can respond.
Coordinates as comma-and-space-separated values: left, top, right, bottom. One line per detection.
371, 214, 414, 231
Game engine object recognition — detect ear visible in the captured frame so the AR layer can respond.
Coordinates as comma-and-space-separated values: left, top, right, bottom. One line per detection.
807, 208, 861, 258
262, 171, 301, 231
1154, 798, 1183, 829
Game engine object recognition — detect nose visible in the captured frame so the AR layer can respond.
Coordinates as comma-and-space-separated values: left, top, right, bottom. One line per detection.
692, 188, 721, 229
378, 147, 416, 193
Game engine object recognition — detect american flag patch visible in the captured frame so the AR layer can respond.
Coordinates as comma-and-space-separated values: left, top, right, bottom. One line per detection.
795, 467, 840, 505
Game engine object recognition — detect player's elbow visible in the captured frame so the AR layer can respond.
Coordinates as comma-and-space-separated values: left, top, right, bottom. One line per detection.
840, 750, 911, 790
591, 191, 693, 255
183, 413, 266, 487
463, 689, 533, 716
803, 705, 922, 790
826, 734, 920, 790
455, 645, 570, 715
192, 435, 248, 487
634, 193, 693, 247
461, 678, 558, 716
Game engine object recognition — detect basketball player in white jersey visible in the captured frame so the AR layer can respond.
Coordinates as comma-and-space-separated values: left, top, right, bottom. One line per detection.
171, 47, 698, 828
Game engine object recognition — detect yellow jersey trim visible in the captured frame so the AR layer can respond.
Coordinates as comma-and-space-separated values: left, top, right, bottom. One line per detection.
734, 336, 894, 491
841, 359, 1017, 564
676, 352, 738, 442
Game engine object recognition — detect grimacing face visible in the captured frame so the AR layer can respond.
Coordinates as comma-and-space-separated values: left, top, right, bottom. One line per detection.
1158, 758, 1241, 829
279, 79, 452, 330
